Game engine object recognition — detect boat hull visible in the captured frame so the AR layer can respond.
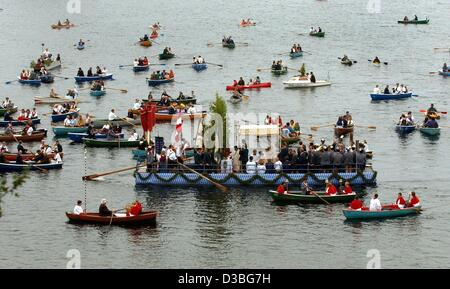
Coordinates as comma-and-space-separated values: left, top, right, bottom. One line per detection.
0, 132, 46, 142
335, 126, 354, 136
438, 70, 450, 76
83, 138, 140, 148
158, 53, 175, 60
52, 126, 88, 136
139, 40, 152, 47
89, 90, 106, 97
66, 211, 157, 226
343, 206, 421, 220
68, 132, 124, 143
270, 191, 357, 204
370, 93, 412, 101
17, 78, 41, 86
226, 82, 271, 91
192, 63, 207, 71
0, 106, 18, 117
222, 42, 235, 49
0, 118, 41, 127
0, 162, 63, 172
398, 19, 429, 24
147, 77, 174, 86
289, 51, 303, 58
271, 67, 288, 75
74, 74, 113, 83
396, 125, 416, 134
133, 65, 149, 72
283, 79, 331, 88
419, 127, 440, 136
310, 32, 325, 37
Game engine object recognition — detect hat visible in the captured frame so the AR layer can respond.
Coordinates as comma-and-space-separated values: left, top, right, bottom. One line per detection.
101, 199, 107, 204
284, 179, 289, 183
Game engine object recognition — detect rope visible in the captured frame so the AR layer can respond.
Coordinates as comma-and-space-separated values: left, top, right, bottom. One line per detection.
84, 147, 87, 211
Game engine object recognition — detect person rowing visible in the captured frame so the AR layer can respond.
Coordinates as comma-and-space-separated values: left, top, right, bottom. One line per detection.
78, 39, 85, 46
443, 63, 448, 72
403, 16, 409, 21
301, 179, 313, 195
349, 196, 363, 210
276, 180, 289, 195
325, 180, 337, 196
373, 56, 381, 64
99, 199, 113, 216
391, 193, 406, 209
237, 77, 245, 86
341, 55, 350, 62
414, 15, 418, 21
423, 116, 438, 128
141, 34, 149, 42
407, 191, 420, 207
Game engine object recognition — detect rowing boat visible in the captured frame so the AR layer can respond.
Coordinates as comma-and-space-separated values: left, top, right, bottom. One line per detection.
66, 211, 157, 226
34, 96, 82, 104
74, 74, 113, 83
150, 32, 158, 39
68, 132, 124, 143
147, 77, 175, 86
281, 136, 300, 144
3, 152, 62, 162
77, 43, 84, 50
271, 66, 288, 75
0, 106, 18, 117
155, 111, 206, 122
395, 124, 416, 134
83, 138, 140, 148
51, 23, 74, 29
133, 65, 149, 72
226, 82, 271, 91
419, 127, 440, 136
92, 117, 140, 128
270, 191, 357, 204
343, 206, 421, 220
341, 59, 353, 66
139, 40, 152, 47
17, 77, 41, 86
283, 77, 331, 88
438, 70, 450, 76
397, 19, 429, 24
142, 98, 197, 105
159, 53, 175, 60
40, 75, 54, 83
222, 42, 235, 49
309, 31, 325, 37
192, 63, 207, 71
229, 95, 243, 104
289, 51, 303, 58
90, 89, 106, 97
52, 126, 88, 137
370, 92, 412, 101
0, 162, 63, 172
239, 22, 256, 27
51, 110, 79, 123
0, 118, 40, 127
0, 131, 47, 142
335, 125, 354, 136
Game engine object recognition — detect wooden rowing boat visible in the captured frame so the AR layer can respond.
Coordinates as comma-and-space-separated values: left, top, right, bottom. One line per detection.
270, 190, 357, 204
0, 118, 40, 127
34, 96, 82, 104
0, 162, 63, 172
139, 40, 152, 47
343, 206, 421, 220
66, 211, 157, 226
0, 131, 46, 142
0, 106, 18, 117
239, 22, 256, 27
334, 125, 354, 136
51, 23, 75, 29
83, 138, 140, 148
192, 63, 207, 71
3, 152, 63, 162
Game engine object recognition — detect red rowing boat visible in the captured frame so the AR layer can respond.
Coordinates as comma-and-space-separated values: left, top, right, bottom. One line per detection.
66, 211, 158, 226
226, 82, 271, 91
3, 152, 63, 162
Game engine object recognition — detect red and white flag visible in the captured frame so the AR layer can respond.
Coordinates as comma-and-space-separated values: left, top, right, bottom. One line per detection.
174, 114, 183, 143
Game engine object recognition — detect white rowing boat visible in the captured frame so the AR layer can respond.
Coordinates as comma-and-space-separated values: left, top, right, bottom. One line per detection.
283, 76, 331, 88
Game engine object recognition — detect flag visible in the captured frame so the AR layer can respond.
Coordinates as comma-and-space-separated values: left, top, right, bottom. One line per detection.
174, 113, 183, 143
140, 103, 156, 133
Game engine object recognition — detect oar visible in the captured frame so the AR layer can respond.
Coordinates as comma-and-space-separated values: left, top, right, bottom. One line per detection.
301, 51, 312, 55
205, 62, 223, 68
419, 109, 447, 115
433, 48, 450, 51
429, 72, 439, 75
355, 125, 376, 129
104, 87, 128, 93
31, 164, 49, 173
287, 67, 299, 71
256, 67, 271, 72
311, 191, 330, 205
368, 59, 388, 65
311, 124, 334, 131
120, 117, 136, 127
52, 75, 70, 80
176, 161, 227, 192
277, 52, 291, 56
109, 208, 127, 225
338, 57, 358, 64
236, 42, 249, 45
118, 64, 134, 68
5, 79, 18, 84
149, 63, 167, 66
174, 63, 193, 66
82, 164, 146, 181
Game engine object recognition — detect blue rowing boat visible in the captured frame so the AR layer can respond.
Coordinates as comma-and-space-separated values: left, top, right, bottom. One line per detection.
0, 162, 63, 172
89, 89, 106, 97
52, 126, 88, 137
370, 92, 412, 101
289, 51, 303, 58
0, 118, 40, 127
17, 77, 41, 86
192, 63, 207, 71
419, 127, 440, 136
395, 124, 416, 134
74, 73, 113, 83
68, 132, 124, 143
40, 75, 54, 83
147, 77, 175, 86
51, 110, 79, 123
343, 206, 421, 220
133, 65, 149, 72
439, 70, 450, 76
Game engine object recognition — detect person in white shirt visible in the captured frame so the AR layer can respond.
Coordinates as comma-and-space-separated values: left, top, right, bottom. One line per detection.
73, 200, 84, 215
245, 156, 257, 174
187, 105, 196, 114
70, 117, 77, 127
197, 56, 204, 64
64, 116, 73, 127
53, 152, 63, 163
256, 159, 266, 174
26, 126, 33, 136
274, 158, 283, 172
101, 67, 108, 74
30, 108, 38, 119
44, 145, 52, 155
264, 115, 271, 125
250, 149, 259, 163
192, 57, 197, 64
369, 194, 382, 211
102, 123, 111, 131
128, 129, 138, 141
133, 99, 141, 110
310, 27, 314, 33
108, 109, 118, 121
373, 85, 380, 94
133, 59, 139, 66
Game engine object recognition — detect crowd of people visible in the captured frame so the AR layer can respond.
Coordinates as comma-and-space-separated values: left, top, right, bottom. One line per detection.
232, 76, 262, 87
373, 83, 409, 94
52, 102, 78, 116
349, 192, 420, 211
72, 199, 143, 217
77, 66, 108, 77
149, 69, 175, 80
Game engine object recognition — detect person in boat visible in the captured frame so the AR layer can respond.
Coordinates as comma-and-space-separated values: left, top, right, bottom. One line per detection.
318, 27, 322, 33
276, 180, 289, 195
108, 109, 118, 121
342, 181, 353, 194
254, 76, 261, 84
129, 200, 143, 216
325, 181, 337, 196
407, 191, 420, 207
414, 15, 418, 21
336, 116, 347, 128
427, 103, 437, 115
53, 140, 63, 154
424, 117, 438, 128
128, 129, 139, 141
142, 56, 149, 66
64, 115, 74, 127
64, 19, 70, 25
3, 110, 13, 122
296, 44, 302, 52
4, 123, 14, 134
310, 27, 315, 33
77, 68, 84, 77
187, 104, 196, 114
20, 69, 28, 80
383, 85, 390, 94
406, 111, 414, 124
291, 44, 297, 53
301, 179, 313, 195
17, 141, 27, 154
310, 72, 316, 83
349, 196, 363, 211
443, 63, 448, 72
163, 47, 170, 55
391, 192, 406, 209
197, 55, 204, 64
57, 20, 62, 26
341, 55, 350, 62
73, 200, 84, 215
373, 56, 381, 64
30, 108, 38, 119
78, 39, 84, 46
28, 70, 37, 80
373, 84, 380, 94
369, 193, 382, 211
168, 69, 175, 79
95, 66, 102, 75
192, 57, 197, 64
1, 97, 12, 108
99, 199, 113, 216
168, 103, 177, 115
142, 34, 149, 41
237, 77, 245, 86
403, 16, 409, 21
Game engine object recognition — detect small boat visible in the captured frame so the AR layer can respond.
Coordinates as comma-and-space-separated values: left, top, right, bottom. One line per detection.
65, 211, 157, 226
34, 96, 84, 105
222, 41, 236, 49
133, 65, 150, 72
335, 125, 354, 136
0, 131, 47, 142
83, 138, 141, 148
310, 31, 325, 37
226, 82, 271, 91
17, 77, 41, 86
68, 132, 124, 143
142, 98, 197, 105
438, 70, 450, 76
0, 161, 63, 172
192, 63, 207, 71
92, 117, 140, 128
239, 22, 256, 27
341, 59, 353, 66
77, 43, 85, 50
51, 110, 79, 123
419, 127, 440, 136
147, 77, 175, 86
51, 23, 75, 29
89, 89, 106, 97
395, 124, 416, 134
283, 77, 331, 88
289, 51, 303, 58
229, 95, 243, 104
0, 106, 18, 117
158, 53, 175, 60
3, 152, 62, 162
343, 206, 421, 220
155, 111, 206, 122
271, 66, 288, 75
44, 60, 62, 71
139, 40, 152, 47
270, 191, 357, 204
40, 75, 54, 83
397, 19, 429, 24
52, 126, 88, 137
0, 118, 41, 127
74, 74, 113, 83
370, 92, 412, 101
281, 136, 300, 144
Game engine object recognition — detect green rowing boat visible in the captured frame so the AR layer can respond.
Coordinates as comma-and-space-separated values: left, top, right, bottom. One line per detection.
158, 53, 175, 60
83, 138, 140, 148
309, 31, 325, 37
398, 19, 429, 24
271, 66, 288, 75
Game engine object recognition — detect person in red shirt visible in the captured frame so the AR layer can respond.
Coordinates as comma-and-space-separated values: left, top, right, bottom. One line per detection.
130, 200, 143, 216
349, 196, 363, 210
277, 180, 289, 195
342, 181, 353, 194
325, 181, 337, 196
407, 191, 421, 208
391, 192, 406, 209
